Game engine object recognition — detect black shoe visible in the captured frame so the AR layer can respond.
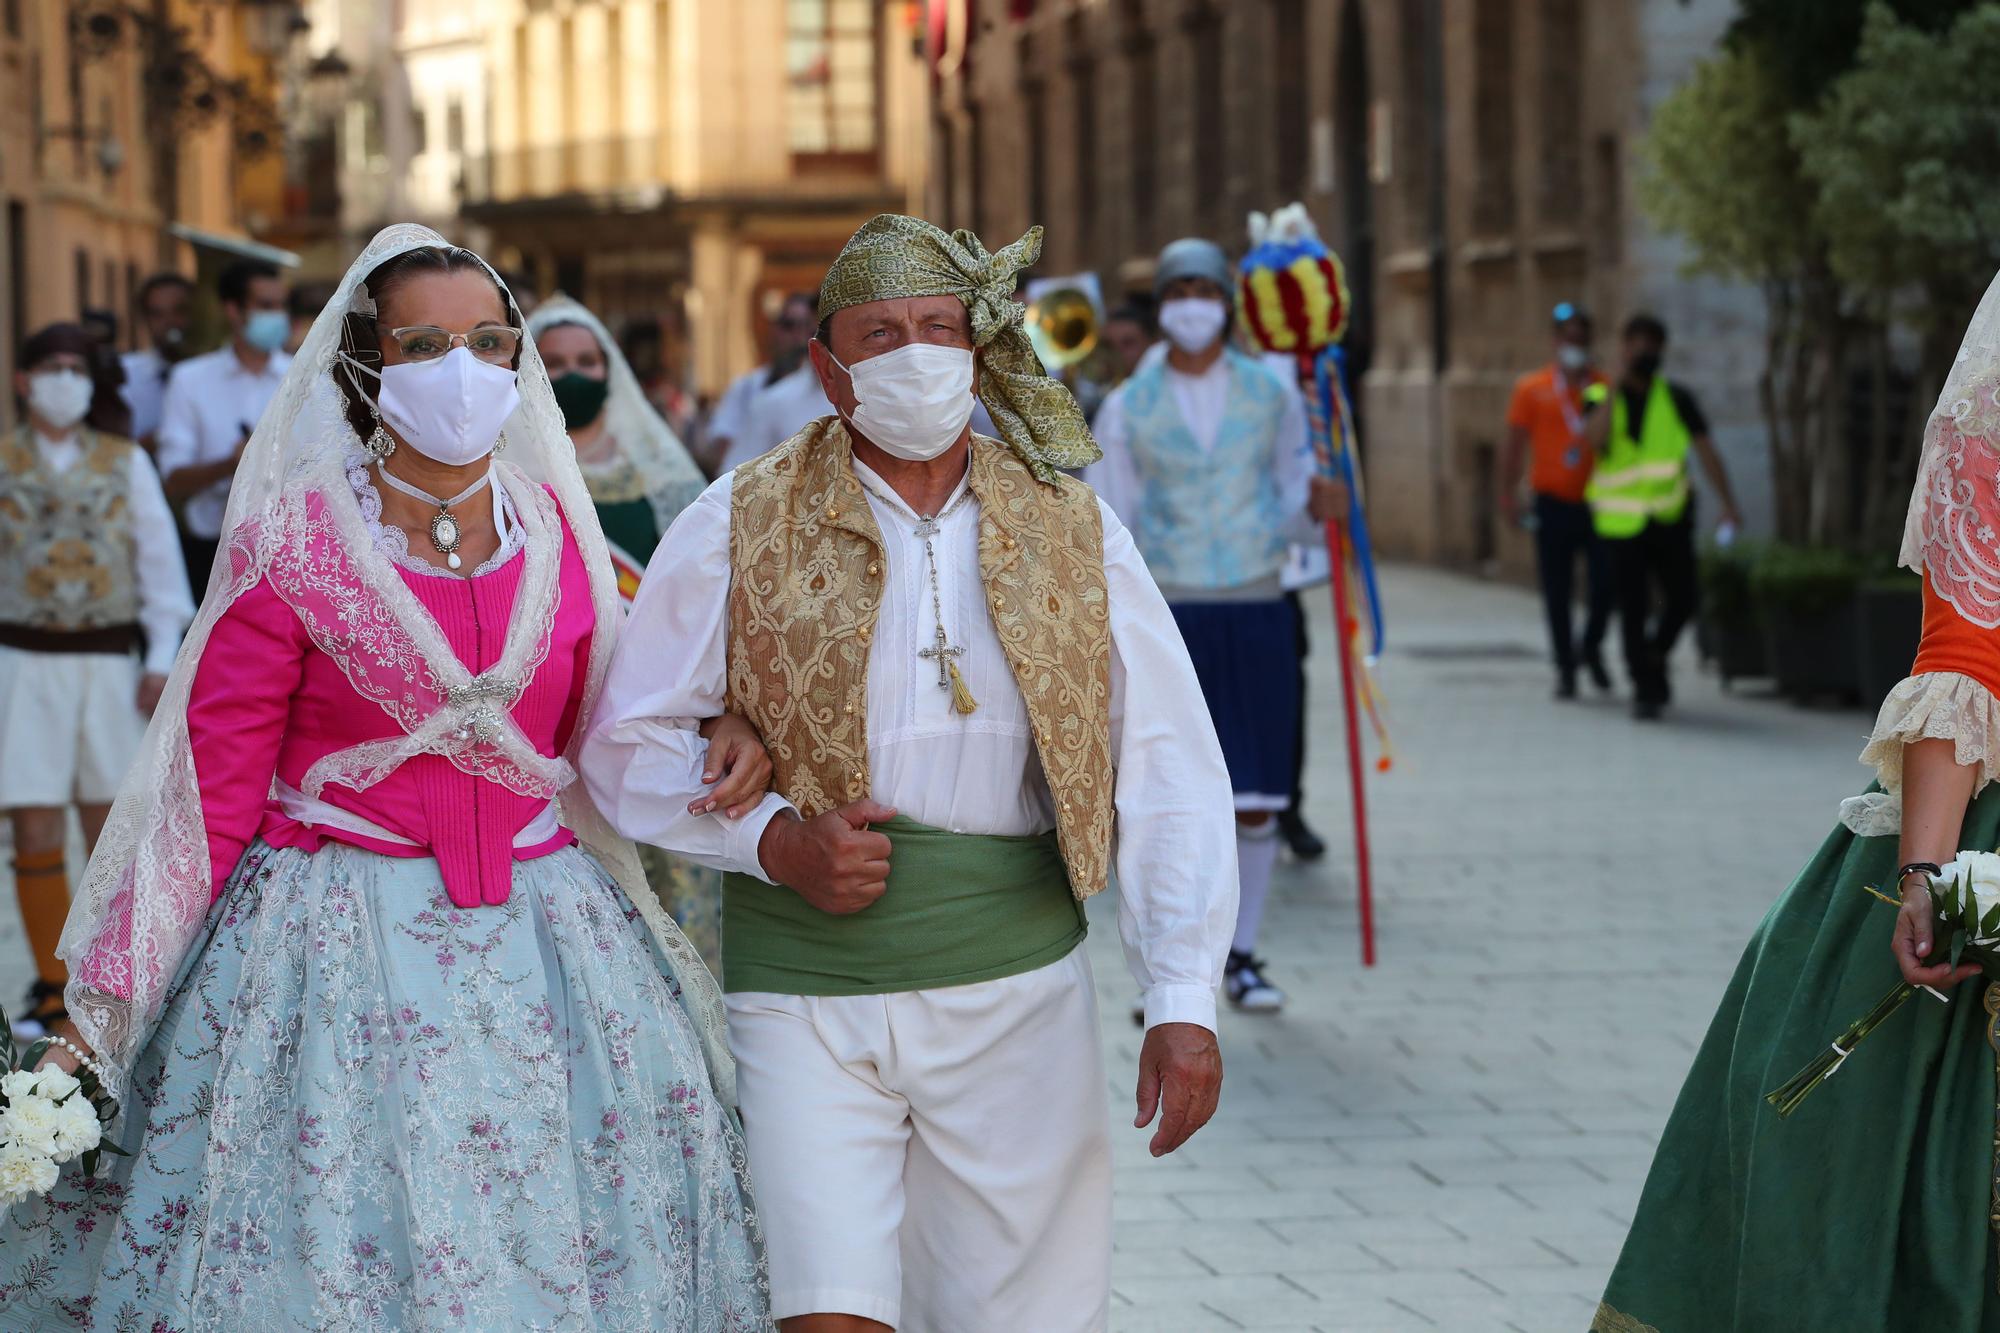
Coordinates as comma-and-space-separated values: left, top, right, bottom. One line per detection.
1224, 951, 1286, 1012
1555, 671, 1578, 701
1277, 809, 1327, 862
1633, 697, 1664, 721
1581, 651, 1613, 693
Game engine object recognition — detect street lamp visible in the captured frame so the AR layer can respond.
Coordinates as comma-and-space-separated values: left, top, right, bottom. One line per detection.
39, 123, 127, 179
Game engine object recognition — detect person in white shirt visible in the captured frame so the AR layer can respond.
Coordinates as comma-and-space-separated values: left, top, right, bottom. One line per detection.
1, 323, 194, 1039
118, 273, 195, 449
1088, 237, 1343, 1016
155, 259, 291, 595
711, 292, 835, 473
583, 213, 1237, 1333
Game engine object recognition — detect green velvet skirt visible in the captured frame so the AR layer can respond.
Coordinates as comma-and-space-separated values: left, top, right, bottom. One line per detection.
1595, 786, 2000, 1331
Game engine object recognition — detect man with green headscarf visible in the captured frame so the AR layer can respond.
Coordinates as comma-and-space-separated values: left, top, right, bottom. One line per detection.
584, 214, 1240, 1331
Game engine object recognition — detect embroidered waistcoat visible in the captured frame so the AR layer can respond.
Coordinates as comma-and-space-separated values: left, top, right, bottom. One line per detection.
1121, 349, 1291, 590
0, 425, 140, 630
727, 419, 1114, 898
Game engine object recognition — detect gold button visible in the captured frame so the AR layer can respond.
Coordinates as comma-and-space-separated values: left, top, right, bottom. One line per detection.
1001, 535, 1016, 549
828, 507, 841, 520
843, 703, 855, 715
858, 628, 871, 643
867, 561, 880, 575
992, 593, 1005, 608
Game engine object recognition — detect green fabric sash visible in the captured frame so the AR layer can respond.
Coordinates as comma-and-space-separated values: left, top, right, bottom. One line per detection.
721, 815, 1085, 996
1596, 783, 2000, 1331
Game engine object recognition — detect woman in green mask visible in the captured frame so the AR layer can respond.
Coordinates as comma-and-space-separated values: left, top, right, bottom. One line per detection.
528, 295, 721, 969
528, 295, 707, 574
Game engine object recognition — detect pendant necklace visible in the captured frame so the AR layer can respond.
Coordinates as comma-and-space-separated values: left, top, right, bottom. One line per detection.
376, 463, 491, 570
859, 478, 980, 715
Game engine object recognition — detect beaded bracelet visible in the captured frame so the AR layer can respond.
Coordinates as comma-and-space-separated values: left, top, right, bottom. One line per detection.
41, 1033, 108, 1089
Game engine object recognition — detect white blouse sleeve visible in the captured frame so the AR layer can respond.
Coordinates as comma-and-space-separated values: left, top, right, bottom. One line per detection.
127, 448, 196, 675
580, 474, 794, 880
1841, 671, 2000, 836
1082, 386, 1143, 528
1101, 497, 1240, 1032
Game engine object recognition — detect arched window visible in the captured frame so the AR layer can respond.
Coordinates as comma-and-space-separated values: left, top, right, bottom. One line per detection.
1125, 30, 1158, 252
1396, 0, 1436, 248
1538, 0, 1583, 224
1191, 9, 1225, 232
1473, 0, 1517, 236
1271, 0, 1308, 200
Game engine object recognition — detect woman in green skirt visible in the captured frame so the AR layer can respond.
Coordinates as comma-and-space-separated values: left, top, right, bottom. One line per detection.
1596, 276, 2000, 1331
528, 295, 724, 969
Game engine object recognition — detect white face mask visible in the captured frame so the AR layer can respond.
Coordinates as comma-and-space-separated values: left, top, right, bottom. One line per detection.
1158, 297, 1230, 355
375, 347, 522, 467
830, 342, 976, 462
27, 369, 94, 431
1557, 344, 1591, 373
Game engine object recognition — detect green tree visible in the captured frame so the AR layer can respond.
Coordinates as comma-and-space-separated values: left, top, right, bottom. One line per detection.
1640, 49, 1842, 544
1640, 0, 1991, 548
1796, 3, 2000, 543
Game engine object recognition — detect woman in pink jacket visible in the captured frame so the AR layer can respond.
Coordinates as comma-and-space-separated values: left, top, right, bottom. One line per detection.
1, 226, 769, 1329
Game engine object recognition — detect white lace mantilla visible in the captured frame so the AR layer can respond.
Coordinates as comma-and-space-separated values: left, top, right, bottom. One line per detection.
1841, 671, 2000, 835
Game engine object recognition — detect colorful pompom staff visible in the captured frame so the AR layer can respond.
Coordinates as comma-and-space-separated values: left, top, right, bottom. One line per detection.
1238, 203, 1389, 967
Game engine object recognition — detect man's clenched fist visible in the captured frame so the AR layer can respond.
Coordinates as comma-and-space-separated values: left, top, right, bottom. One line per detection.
757, 800, 896, 914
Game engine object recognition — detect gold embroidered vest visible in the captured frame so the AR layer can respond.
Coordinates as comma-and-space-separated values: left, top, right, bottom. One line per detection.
727, 419, 1114, 898
0, 425, 141, 631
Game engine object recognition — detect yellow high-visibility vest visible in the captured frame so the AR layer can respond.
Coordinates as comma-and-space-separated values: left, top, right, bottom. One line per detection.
1584, 377, 1692, 539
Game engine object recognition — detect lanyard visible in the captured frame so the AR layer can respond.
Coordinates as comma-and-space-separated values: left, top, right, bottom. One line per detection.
1553, 370, 1587, 442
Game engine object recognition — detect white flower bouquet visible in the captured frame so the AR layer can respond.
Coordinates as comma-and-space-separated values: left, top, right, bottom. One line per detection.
1766, 851, 2000, 1117
0, 1002, 122, 1208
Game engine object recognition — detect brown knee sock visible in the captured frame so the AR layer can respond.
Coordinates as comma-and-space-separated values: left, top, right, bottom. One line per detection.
13, 848, 70, 987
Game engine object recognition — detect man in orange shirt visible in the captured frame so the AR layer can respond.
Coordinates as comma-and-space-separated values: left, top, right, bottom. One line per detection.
1503, 302, 1614, 699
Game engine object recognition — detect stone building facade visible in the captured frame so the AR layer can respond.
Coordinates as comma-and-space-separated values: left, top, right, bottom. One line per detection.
927, 0, 1770, 570
451, 0, 932, 398
0, 1, 294, 430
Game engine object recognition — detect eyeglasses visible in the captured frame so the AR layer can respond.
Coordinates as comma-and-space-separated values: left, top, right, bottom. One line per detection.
387, 323, 521, 364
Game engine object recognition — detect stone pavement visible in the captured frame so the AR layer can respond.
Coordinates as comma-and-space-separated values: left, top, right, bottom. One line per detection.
1086, 563, 1868, 1332
0, 563, 1873, 1331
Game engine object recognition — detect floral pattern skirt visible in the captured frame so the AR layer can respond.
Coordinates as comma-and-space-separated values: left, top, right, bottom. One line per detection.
1, 840, 769, 1331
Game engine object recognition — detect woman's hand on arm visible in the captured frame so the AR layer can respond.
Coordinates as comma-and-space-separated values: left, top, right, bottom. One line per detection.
1891, 736, 1984, 987
694, 714, 773, 819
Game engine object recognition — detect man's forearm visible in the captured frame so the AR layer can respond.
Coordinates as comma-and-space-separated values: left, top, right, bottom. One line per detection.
1693, 436, 1740, 516
162, 456, 234, 501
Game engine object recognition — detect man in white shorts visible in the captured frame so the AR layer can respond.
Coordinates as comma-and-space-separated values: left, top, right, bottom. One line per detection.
586, 213, 1239, 1331
2, 323, 192, 1035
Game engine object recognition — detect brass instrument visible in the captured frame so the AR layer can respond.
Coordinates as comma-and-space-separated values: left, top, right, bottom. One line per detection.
1025, 285, 1100, 371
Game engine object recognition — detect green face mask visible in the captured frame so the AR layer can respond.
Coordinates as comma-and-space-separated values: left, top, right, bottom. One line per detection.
550, 371, 611, 430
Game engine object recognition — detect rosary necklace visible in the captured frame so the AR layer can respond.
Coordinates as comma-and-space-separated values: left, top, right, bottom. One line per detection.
860, 479, 980, 715
376, 463, 491, 570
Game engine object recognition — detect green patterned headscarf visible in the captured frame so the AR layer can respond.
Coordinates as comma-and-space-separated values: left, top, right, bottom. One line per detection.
818, 213, 1100, 483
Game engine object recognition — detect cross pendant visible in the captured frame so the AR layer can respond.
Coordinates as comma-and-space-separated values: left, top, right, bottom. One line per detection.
918, 624, 964, 689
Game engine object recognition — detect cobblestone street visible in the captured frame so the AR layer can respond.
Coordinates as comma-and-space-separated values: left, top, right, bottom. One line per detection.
0, 563, 1873, 1331
1089, 563, 1866, 1331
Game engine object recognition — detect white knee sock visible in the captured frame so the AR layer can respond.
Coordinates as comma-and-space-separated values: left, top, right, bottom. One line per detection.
1232, 821, 1282, 955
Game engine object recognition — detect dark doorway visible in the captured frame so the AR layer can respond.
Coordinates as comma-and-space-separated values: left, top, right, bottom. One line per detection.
1332, 0, 1375, 436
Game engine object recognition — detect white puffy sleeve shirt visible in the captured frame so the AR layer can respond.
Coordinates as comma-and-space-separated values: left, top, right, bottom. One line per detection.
582, 465, 1239, 1033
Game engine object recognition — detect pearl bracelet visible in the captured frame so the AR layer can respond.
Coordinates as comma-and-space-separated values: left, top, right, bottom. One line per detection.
42, 1034, 108, 1089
